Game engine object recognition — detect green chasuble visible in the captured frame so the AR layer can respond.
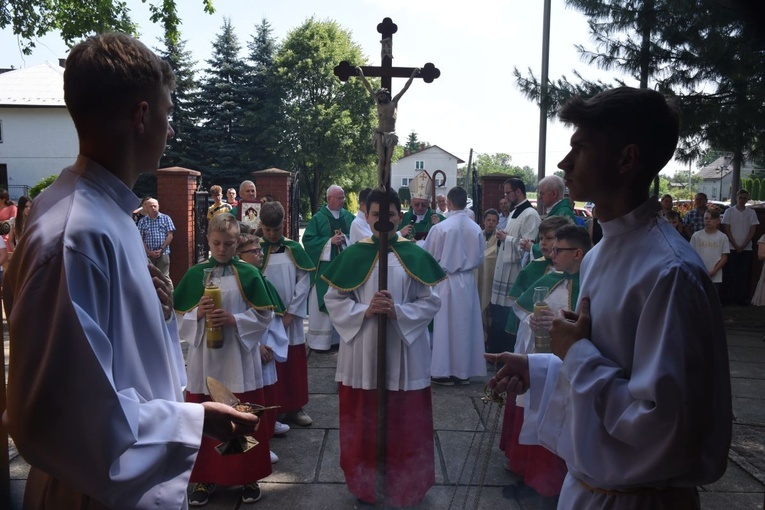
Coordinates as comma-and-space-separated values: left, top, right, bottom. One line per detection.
322, 235, 446, 291
546, 199, 578, 222
261, 236, 316, 273
399, 208, 446, 241
505, 257, 553, 334
174, 256, 285, 314
302, 206, 355, 311
513, 270, 580, 318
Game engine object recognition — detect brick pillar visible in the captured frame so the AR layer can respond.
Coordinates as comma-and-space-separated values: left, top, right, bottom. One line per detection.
157, 167, 201, 286
252, 168, 294, 238
480, 173, 509, 227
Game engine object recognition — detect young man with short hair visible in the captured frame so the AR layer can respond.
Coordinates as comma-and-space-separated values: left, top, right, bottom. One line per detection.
3, 32, 258, 509
487, 87, 731, 509
721, 189, 759, 305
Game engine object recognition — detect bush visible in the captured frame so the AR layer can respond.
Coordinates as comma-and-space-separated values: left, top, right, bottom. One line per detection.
29, 175, 58, 198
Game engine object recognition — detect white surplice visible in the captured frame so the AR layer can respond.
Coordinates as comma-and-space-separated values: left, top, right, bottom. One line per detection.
520, 200, 732, 509
325, 251, 441, 391
262, 251, 311, 346
423, 210, 487, 379
491, 202, 541, 307
178, 272, 277, 394
3, 156, 204, 509
349, 210, 372, 244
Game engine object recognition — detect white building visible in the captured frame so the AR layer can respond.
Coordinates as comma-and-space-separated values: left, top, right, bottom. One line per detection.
391, 145, 465, 199
697, 154, 761, 201
0, 62, 78, 198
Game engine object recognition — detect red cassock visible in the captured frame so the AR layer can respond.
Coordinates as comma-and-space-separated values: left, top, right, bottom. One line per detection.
275, 344, 310, 413
186, 389, 272, 485
339, 385, 434, 507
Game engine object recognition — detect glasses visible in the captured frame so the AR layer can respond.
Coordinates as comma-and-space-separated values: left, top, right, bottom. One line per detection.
550, 247, 578, 256
504, 189, 516, 196
239, 248, 263, 255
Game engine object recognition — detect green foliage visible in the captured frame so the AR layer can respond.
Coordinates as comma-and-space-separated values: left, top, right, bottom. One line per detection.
514, 0, 765, 197
752, 179, 761, 202
29, 175, 58, 198
1, 0, 214, 54
194, 19, 252, 188
240, 18, 284, 173
473, 153, 539, 191
405, 131, 420, 153
158, 36, 203, 171
346, 191, 359, 214
398, 187, 411, 206
272, 17, 376, 212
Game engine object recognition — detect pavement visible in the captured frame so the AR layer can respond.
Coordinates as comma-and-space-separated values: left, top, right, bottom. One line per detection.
5, 305, 765, 509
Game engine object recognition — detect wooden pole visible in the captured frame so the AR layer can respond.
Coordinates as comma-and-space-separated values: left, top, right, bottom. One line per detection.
334, 19, 440, 507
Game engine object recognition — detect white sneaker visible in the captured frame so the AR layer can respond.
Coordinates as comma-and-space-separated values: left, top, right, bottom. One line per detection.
273, 421, 290, 435
270, 450, 279, 464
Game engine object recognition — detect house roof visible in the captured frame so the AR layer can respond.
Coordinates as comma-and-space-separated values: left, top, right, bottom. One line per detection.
0, 62, 65, 107
698, 154, 760, 180
398, 145, 465, 164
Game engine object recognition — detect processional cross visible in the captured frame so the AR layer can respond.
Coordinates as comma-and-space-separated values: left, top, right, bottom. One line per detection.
334, 18, 440, 509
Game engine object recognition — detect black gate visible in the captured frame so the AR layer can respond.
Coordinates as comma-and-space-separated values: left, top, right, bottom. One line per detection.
289, 168, 301, 241
194, 186, 209, 263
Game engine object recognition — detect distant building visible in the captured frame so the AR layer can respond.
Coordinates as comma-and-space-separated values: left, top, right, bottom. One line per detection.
391, 145, 465, 199
697, 155, 762, 201
0, 61, 77, 198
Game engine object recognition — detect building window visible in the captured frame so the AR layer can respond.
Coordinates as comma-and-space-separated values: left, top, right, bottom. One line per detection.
402, 178, 411, 187
0, 119, 3, 143
415, 161, 424, 170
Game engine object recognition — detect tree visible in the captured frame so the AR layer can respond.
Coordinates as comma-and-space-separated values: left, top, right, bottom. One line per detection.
241, 18, 283, 172
472, 153, 538, 189
194, 19, 251, 188
405, 131, 420, 154
271, 18, 376, 213
158, 36, 202, 170
2, 0, 215, 53
514, 0, 765, 201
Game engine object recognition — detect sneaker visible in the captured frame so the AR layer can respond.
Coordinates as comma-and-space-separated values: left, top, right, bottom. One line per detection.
270, 450, 279, 464
273, 420, 290, 435
431, 377, 455, 386
189, 483, 216, 506
241, 482, 262, 504
453, 377, 471, 385
286, 409, 313, 426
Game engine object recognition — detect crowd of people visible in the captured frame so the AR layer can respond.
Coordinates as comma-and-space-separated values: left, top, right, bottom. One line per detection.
1, 31, 759, 510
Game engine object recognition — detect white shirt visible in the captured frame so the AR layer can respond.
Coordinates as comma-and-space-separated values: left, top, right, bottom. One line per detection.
4, 156, 204, 509
262, 251, 311, 345
690, 229, 730, 283
722, 205, 759, 250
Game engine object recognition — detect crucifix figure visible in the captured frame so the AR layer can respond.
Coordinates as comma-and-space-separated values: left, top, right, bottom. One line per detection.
356, 66, 419, 187
334, 16, 440, 189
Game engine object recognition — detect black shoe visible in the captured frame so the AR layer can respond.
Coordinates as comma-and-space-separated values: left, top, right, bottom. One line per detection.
241, 482, 262, 503
189, 483, 216, 506
452, 377, 471, 385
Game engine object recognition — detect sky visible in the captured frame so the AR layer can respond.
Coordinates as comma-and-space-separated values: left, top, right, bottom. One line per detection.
1, 0, 682, 176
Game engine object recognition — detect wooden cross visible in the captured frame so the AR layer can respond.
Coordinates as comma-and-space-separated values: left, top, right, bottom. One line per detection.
334, 18, 440, 510
334, 16, 441, 133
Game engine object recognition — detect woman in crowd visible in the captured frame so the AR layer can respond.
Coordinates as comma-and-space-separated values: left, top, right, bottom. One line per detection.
8, 195, 32, 250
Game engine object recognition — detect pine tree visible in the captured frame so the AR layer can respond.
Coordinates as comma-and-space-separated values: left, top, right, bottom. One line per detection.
195, 18, 251, 188
405, 131, 420, 154
241, 18, 283, 171
157, 36, 202, 170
